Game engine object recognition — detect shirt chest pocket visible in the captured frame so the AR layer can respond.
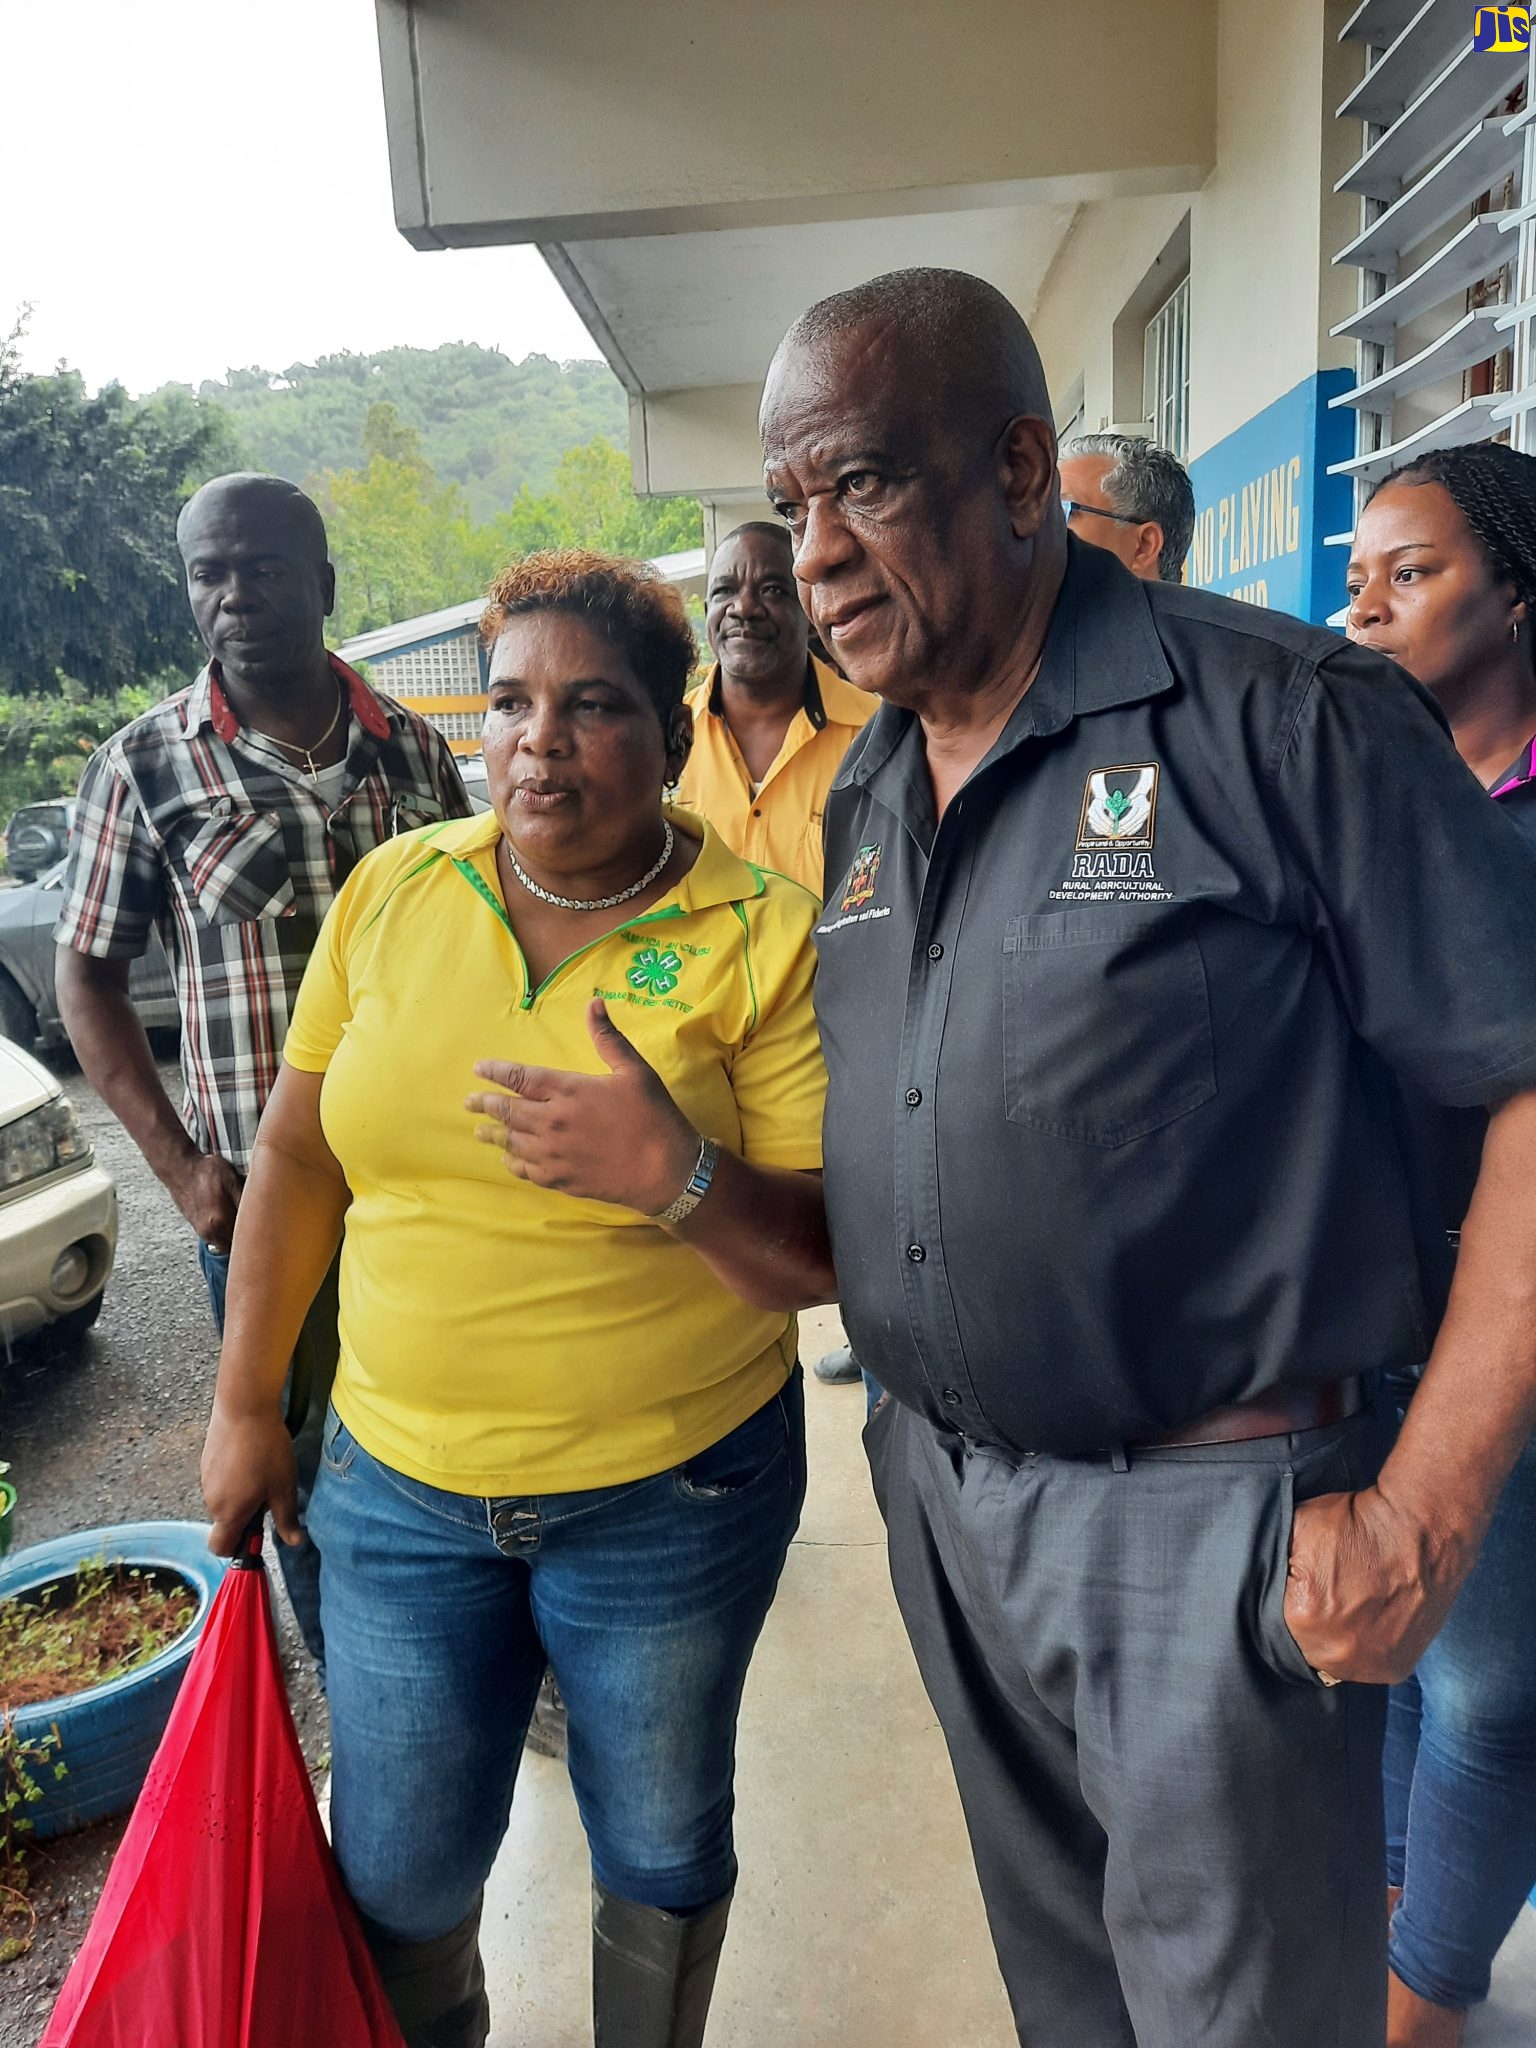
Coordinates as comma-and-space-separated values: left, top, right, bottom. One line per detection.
180, 808, 295, 924
1001, 910, 1216, 1147
389, 794, 446, 834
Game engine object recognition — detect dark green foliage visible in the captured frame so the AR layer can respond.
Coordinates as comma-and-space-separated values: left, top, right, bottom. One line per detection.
156, 345, 631, 521
313, 406, 702, 639
0, 681, 162, 828
0, 324, 246, 697
0, 333, 701, 822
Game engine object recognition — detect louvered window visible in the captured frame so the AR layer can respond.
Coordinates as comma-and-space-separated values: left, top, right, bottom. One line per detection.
1144, 276, 1191, 460
1330, 0, 1533, 545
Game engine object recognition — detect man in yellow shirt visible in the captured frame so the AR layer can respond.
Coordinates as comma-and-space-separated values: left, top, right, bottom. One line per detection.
678, 523, 875, 895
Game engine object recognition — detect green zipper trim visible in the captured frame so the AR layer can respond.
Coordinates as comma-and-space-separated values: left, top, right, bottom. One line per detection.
729, 899, 759, 1031
452, 854, 515, 933
448, 854, 687, 1010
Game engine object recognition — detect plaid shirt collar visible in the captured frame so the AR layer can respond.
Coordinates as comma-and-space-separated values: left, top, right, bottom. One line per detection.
1490, 732, 1536, 803
180, 652, 395, 744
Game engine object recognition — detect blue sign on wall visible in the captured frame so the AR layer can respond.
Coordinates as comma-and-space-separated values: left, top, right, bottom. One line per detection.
1186, 370, 1354, 626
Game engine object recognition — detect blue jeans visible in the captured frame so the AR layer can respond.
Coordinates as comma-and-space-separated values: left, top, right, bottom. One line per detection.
1385, 1431, 1536, 2010
200, 1241, 337, 1678
306, 1369, 806, 1942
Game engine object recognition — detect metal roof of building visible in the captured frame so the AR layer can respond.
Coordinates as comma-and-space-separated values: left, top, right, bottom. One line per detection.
336, 548, 707, 664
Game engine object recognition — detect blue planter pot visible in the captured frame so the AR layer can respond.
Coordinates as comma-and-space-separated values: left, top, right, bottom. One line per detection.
1, 1521, 228, 1839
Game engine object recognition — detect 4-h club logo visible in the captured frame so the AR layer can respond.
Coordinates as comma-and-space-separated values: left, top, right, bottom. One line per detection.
628, 946, 684, 996
841, 843, 882, 913
1474, 7, 1530, 51
1076, 764, 1160, 853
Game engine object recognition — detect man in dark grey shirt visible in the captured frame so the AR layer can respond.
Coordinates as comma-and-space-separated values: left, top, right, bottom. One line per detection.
760, 269, 1536, 2045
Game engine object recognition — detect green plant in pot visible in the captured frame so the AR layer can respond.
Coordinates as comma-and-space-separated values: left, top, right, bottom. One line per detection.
0, 1463, 14, 1561
1, 1523, 226, 1842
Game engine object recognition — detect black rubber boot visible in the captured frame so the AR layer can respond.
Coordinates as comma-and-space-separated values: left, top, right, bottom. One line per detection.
361, 1899, 490, 2048
591, 1880, 734, 2048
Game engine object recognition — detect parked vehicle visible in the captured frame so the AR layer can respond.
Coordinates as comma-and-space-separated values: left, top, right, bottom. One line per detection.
0, 1033, 117, 1345
0, 863, 177, 1052
5, 800, 75, 883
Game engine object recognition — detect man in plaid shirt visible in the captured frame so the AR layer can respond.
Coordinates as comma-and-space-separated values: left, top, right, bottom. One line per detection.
57, 473, 471, 1667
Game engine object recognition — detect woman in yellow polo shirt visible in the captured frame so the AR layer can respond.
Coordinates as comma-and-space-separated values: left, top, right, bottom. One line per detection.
200, 550, 834, 2048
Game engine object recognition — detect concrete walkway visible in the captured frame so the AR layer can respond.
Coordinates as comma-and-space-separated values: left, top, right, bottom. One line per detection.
477, 1306, 1536, 2045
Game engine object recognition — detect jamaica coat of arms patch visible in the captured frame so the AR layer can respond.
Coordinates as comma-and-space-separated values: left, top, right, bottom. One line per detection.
841, 843, 882, 912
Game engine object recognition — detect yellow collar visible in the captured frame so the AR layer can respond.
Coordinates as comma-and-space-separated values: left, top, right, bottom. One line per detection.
698, 654, 874, 733
810, 656, 879, 729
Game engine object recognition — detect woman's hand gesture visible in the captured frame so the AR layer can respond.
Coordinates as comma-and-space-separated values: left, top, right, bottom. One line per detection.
467, 999, 701, 1215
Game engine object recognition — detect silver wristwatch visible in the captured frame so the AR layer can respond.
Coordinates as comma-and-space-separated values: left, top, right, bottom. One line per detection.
652, 1135, 719, 1225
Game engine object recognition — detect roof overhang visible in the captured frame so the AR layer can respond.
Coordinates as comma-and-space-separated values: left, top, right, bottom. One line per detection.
373, 0, 1216, 494
376, 0, 1214, 264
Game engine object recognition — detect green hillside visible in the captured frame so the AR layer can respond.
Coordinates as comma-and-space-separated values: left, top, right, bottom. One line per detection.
151, 345, 630, 521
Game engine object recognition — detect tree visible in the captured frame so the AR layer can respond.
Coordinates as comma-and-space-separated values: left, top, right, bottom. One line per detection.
154, 344, 634, 520
0, 677, 164, 824
490, 437, 702, 561
0, 321, 246, 696
316, 422, 701, 640
314, 403, 485, 638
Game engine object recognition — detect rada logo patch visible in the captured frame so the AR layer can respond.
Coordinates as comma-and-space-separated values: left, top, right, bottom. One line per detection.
841, 843, 882, 912
1076, 765, 1160, 853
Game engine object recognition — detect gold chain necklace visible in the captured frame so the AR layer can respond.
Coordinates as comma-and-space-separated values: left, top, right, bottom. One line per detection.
259, 682, 346, 776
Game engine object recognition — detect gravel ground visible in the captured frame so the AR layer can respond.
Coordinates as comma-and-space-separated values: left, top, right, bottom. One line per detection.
0, 1052, 327, 2046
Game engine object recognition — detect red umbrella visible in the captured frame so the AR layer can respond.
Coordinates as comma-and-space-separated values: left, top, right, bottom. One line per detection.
40, 1531, 404, 2048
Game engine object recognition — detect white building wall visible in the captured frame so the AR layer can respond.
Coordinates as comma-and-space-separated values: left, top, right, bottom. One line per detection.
1033, 0, 1359, 458
1031, 197, 1194, 437
1188, 0, 1359, 456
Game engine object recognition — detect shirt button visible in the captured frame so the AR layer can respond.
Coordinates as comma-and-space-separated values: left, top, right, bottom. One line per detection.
905, 1087, 923, 1107
906, 1243, 926, 1263
942, 1388, 962, 1407
752, 807, 762, 817
927, 942, 944, 961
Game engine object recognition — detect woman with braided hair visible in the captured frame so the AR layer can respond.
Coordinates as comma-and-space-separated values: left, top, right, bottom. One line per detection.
1347, 441, 1536, 2046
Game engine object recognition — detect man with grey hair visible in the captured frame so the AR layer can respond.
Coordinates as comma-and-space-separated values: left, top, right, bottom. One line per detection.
761, 266, 1536, 2044
1060, 431, 1195, 583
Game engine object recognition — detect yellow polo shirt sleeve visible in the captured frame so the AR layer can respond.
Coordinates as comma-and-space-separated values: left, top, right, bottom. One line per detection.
731, 876, 825, 1171
282, 888, 351, 1074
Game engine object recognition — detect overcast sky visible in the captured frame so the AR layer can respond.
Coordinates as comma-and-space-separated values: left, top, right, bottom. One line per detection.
1, 2, 601, 396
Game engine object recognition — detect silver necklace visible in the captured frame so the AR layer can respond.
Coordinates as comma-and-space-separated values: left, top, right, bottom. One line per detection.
505, 820, 674, 911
